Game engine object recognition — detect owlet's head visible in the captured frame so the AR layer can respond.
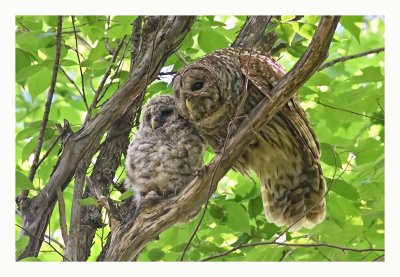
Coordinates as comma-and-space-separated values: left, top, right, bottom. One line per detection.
140, 95, 180, 131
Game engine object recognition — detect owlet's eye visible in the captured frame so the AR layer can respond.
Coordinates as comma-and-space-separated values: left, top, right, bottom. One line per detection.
161, 109, 173, 117
191, 81, 204, 92
146, 114, 151, 121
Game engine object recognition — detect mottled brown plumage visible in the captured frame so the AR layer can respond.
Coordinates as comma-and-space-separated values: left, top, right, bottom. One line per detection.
125, 95, 206, 202
172, 48, 325, 230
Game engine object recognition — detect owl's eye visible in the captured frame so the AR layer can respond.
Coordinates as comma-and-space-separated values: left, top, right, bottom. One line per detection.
161, 109, 173, 118
191, 81, 204, 92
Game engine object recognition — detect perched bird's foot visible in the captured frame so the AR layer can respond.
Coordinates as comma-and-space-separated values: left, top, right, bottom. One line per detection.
144, 190, 161, 200
141, 191, 162, 206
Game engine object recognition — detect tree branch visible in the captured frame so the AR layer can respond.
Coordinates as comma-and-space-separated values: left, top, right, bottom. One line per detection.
232, 16, 273, 49
71, 16, 88, 110
319, 47, 384, 70
316, 100, 384, 121
99, 16, 340, 261
201, 241, 385, 261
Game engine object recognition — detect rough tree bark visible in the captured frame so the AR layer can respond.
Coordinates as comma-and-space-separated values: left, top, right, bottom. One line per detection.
95, 16, 340, 261
16, 16, 195, 260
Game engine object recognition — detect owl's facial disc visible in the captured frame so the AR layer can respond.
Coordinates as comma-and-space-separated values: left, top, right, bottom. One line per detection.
173, 68, 220, 123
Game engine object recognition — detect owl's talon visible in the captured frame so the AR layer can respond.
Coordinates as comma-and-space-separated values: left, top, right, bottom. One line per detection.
144, 191, 161, 200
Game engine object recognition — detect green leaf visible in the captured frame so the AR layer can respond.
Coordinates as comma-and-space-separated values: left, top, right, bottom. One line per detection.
281, 16, 295, 22
92, 60, 112, 70
277, 23, 296, 46
351, 66, 384, 83
305, 72, 332, 86
88, 39, 109, 61
21, 138, 37, 162
198, 28, 229, 52
16, 235, 30, 257
340, 16, 364, 43
80, 59, 93, 67
327, 192, 362, 228
27, 67, 51, 96
222, 201, 251, 234
119, 190, 133, 201
248, 195, 263, 219
16, 48, 32, 74
16, 64, 42, 83
320, 143, 342, 168
297, 23, 317, 40
330, 179, 359, 201
209, 203, 224, 220
16, 171, 35, 192
79, 197, 98, 206
61, 59, 78, 66
16, 127, 39, 141
16, 32, 40, 55
147, 248, 165, 261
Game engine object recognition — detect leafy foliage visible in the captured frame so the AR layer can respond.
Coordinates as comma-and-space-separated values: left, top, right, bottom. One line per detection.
15, 16, 384, 261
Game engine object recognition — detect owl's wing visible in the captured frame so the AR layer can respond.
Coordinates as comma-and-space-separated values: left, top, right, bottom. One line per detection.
238, 49, 320, 160
238, 49, 325, 230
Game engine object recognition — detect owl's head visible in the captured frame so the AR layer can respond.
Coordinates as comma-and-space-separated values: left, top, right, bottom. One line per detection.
140, 95, 180, 131
172, 48, 244, 134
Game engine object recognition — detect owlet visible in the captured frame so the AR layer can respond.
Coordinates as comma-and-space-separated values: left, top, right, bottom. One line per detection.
125, 95, 206, 202
172, 48, 325, 231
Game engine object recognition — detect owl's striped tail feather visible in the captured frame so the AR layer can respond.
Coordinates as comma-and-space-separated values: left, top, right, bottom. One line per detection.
260, 162, 326, 231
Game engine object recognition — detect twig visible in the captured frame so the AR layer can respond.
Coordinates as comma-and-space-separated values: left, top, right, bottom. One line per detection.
316, 100, 384, 121
376, 97, 385, 114
57, 187, 69, 245
105, 16, 113, 54
319, 47, 384, 70
201, 241, 384, 261
60, 67, 83, 97
97, 37, 130, 104
43, 234, 65, 250
84, 35, 127, 124
35, 132, 63, 169
176, 50, 189, 65
16, 224, 68, 261
26, 16, 63, 185
71, 16, 88, 110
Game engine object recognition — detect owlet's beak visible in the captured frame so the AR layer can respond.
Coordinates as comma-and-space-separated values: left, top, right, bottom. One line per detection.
186, 99, 193, 112
151, 118, 160, 130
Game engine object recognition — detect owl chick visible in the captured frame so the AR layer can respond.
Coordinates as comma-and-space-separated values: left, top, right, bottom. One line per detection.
172, 48, 325, 231
125, 95, 205, 202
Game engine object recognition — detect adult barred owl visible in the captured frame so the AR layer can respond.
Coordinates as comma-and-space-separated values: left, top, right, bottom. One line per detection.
172, 48, 325, 230
125, 95, 205, 202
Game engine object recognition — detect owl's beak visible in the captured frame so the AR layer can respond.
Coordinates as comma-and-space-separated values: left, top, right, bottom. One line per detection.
151, 118, 160, 130
186, 99, 193, 112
